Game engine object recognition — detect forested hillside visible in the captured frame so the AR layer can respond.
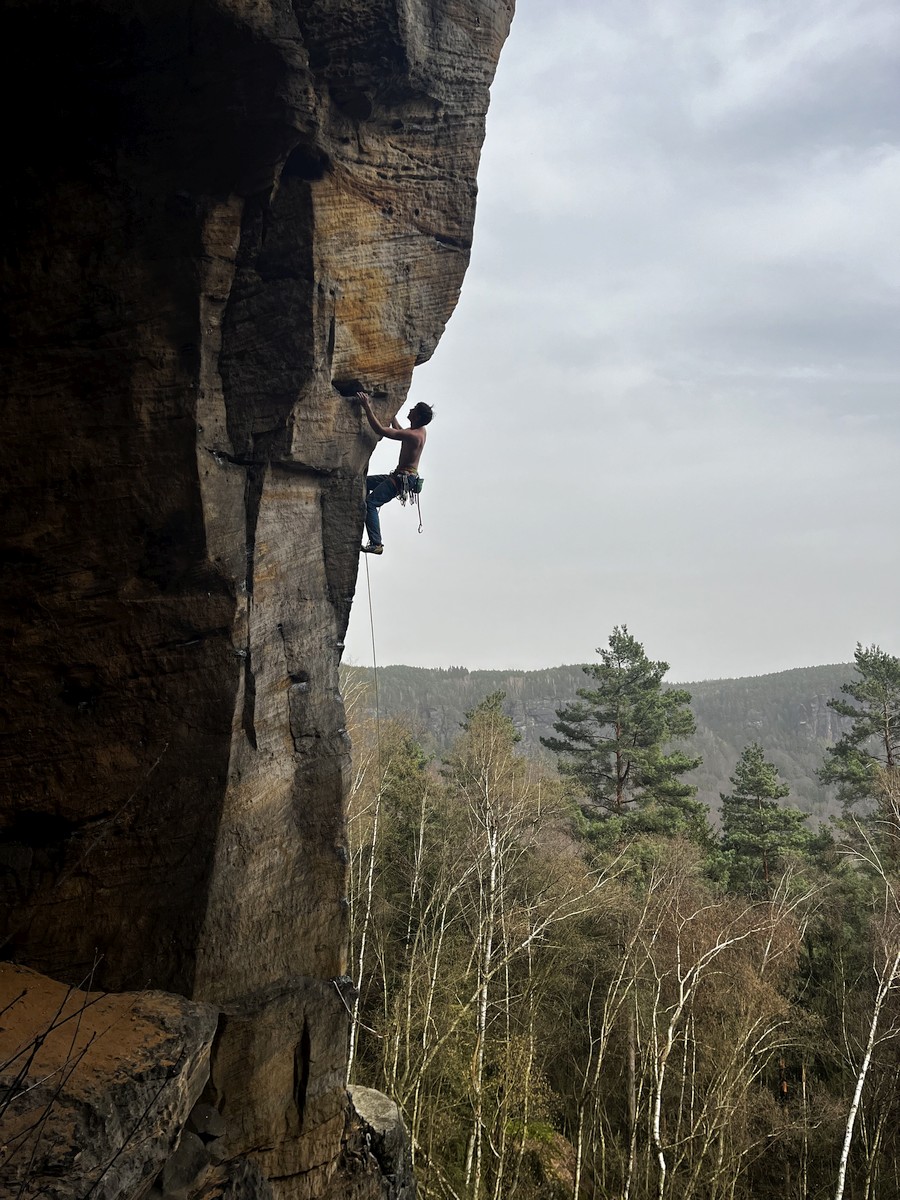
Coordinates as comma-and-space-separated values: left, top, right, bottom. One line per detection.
344, 656, 900, 1200
341, 662, 855, 821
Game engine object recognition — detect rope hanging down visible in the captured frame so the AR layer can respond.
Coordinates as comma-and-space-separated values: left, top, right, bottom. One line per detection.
360, 472, 422, 746
363, 551, 382, 767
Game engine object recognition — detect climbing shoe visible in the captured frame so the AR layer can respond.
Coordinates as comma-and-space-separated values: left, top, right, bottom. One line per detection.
362, 543, 384, 554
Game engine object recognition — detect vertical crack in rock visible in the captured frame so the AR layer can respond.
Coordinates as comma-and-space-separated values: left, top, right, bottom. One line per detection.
294, 1018, 313, 1131
244, 466, 264, 601
240, 463, 263, 752
241, 649, 259, 753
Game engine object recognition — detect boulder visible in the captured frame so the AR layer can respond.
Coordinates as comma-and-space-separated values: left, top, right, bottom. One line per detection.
349, 1087, 416, 1200
0, 963, 217, 1200
318, 1087, 415, 1200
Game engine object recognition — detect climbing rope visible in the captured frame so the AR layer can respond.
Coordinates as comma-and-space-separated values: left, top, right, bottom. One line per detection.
347, 552, 389, 1078
362, 551, 382, 767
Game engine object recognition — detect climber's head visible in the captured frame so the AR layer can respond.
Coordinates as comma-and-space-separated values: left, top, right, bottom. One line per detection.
408, 402, 433, 429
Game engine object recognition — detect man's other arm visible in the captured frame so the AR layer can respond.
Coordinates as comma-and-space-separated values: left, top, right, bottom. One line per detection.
356, 392, 404, 440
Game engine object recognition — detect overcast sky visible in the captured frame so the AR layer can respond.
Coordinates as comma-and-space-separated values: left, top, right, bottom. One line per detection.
345, 0, 900, 683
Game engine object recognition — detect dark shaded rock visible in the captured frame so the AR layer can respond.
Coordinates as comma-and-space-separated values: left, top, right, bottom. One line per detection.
189, 1102, 227, 1141
159, 1130, 211, 1198
191, 1157, 275, 1200
0, 1, 514, 1195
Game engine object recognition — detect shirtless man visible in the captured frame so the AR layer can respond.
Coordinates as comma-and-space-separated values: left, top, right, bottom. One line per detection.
353, 391, 433, 554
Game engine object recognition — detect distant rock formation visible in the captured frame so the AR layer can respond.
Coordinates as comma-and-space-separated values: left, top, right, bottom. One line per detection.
0, 1, 513, 1195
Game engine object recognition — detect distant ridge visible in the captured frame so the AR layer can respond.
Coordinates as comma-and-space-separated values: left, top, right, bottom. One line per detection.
342, 661, 856, 823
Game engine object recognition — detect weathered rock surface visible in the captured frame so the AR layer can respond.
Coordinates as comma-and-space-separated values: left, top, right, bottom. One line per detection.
186, 1158, 274, 1200
0, 963, 217, 1200
0, 0, 513, 1194
319, 1087, 415, 1200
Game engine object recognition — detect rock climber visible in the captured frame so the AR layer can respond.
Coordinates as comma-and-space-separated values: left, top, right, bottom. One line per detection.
352, 391, 433, 555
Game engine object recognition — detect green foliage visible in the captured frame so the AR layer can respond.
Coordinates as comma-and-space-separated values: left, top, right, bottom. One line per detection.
819, 643, 900, 812
460, 688, 520, 740
719, 743, 812, 895
685, 664, 854, 823
541, 626, 708, 844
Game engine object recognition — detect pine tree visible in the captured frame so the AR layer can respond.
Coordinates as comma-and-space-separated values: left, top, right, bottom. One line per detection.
819, 644, 900, 813
542, 625, 707, 843
720, 743, 811, 894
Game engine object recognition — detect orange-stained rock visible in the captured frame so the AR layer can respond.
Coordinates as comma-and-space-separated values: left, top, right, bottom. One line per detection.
0, 0, 513, 1194
0, 964, 217, 1199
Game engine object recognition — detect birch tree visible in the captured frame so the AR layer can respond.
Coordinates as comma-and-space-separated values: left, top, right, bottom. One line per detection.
348, 692, 614, 1200
445, 693, 612, 1200
834, 826, 900, 1200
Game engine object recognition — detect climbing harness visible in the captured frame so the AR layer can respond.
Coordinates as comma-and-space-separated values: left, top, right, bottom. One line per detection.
392, 471, 424, 534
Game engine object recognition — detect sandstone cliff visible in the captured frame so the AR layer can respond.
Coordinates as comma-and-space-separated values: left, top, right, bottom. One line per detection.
0, 2, 514, 1195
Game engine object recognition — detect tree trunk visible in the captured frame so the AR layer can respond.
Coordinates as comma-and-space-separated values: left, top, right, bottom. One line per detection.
834, 946, 900, 1200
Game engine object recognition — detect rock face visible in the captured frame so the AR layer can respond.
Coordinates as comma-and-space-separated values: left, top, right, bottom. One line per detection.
0, 1, 513, 1195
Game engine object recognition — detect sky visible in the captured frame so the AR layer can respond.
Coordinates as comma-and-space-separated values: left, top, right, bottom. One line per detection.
345, 0, 900, 683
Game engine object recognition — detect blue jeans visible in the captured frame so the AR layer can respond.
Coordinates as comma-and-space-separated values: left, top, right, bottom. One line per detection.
365, 474, 399, 546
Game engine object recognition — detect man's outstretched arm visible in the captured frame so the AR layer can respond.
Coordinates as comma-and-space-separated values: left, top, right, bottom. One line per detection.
355, 392, 404, 440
